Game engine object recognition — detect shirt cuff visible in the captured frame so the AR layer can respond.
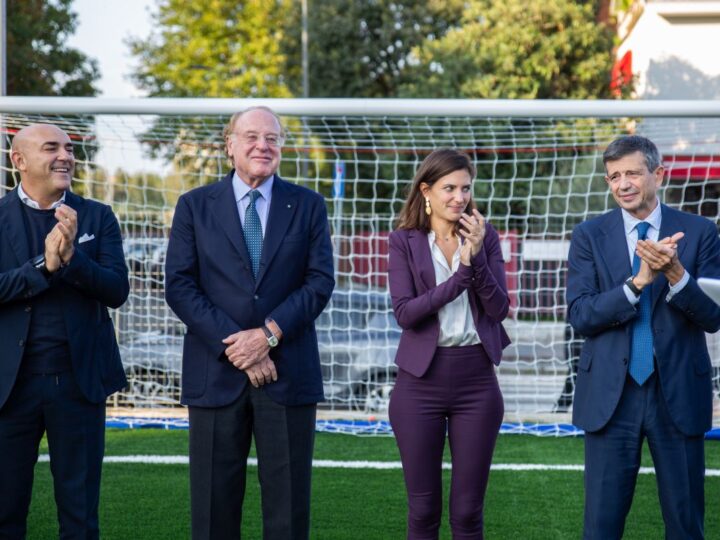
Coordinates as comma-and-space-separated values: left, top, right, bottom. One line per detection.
665, 270, 689, 301
624, 284, 640, 305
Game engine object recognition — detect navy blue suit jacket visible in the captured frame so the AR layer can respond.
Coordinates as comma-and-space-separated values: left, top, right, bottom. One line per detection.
165, 172, 335, 408
567, 205, 720, 436
0, 189, 129, 410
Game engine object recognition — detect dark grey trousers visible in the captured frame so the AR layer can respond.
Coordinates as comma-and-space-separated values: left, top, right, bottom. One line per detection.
189, 386, 316, 540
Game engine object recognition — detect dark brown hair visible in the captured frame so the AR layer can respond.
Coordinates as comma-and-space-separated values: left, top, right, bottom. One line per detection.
395, 148, 477, 231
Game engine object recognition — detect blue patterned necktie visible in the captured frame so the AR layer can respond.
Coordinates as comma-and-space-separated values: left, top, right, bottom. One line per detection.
243, 190, 263, 279
629, 221, 654, 385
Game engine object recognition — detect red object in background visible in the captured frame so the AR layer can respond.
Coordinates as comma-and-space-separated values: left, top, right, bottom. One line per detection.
611, 50, 633, 96
499, 231, 519, 316
347, 232, 391, 288
664, 155, 720, 181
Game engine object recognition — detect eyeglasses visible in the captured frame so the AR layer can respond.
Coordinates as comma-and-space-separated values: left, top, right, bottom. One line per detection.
231, 132, 285, 148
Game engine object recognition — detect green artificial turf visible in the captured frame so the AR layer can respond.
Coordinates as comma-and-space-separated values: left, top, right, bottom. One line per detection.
26, 430, 719, 539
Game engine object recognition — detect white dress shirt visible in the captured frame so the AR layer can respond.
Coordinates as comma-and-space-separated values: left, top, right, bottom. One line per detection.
427, 231, 481, 347
621, 200, 688, 304
18, 183, 65, 209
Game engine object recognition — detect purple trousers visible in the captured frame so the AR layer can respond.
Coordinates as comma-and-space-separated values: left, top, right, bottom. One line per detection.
389, 344, 504, 540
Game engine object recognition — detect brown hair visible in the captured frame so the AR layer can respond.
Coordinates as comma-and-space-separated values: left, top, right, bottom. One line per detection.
395, 148, 477, 231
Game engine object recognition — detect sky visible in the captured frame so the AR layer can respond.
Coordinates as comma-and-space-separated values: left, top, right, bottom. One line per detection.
65, 0, 162, 173
66, 0, 153, 98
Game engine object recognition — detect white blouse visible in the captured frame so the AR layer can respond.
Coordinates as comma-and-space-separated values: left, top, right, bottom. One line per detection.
427, 231, 481, 347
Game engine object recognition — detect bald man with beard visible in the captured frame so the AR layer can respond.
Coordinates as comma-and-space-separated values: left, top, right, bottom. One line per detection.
0, 124, 129, 539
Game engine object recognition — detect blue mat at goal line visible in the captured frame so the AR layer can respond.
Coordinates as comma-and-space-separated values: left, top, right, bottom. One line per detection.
105, 417, 720, 439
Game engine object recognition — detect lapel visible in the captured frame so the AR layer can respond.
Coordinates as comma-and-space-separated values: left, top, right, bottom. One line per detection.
0, 189, 30, 264
408, 229, 436, 291
651, 204, 686, 311
597, 209, 631, 287
255, 176, 297, 289
211, 172, 254, 275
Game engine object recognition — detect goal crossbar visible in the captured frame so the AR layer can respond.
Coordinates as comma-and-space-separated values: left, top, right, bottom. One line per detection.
2, 96, 720, 117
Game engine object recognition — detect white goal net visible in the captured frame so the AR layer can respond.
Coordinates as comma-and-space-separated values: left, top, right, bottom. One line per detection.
2, 98, 719, 434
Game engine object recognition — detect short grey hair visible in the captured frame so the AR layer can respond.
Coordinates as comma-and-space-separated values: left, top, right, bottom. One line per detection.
603, 135, 662, 172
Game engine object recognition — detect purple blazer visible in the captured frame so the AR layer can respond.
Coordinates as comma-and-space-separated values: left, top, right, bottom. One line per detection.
388, 224, 511, 378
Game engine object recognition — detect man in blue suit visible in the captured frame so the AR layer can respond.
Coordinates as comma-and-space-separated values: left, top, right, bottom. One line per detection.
567, 135, 720, 539
165, 106, 335, 540
0, 124, 129, 538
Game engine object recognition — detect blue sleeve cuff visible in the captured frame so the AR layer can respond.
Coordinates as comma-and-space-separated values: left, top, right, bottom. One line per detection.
666, 270, 690, 301
624, 283, 640, 305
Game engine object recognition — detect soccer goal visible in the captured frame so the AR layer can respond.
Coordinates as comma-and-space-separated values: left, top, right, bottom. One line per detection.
2, 97, 719, 434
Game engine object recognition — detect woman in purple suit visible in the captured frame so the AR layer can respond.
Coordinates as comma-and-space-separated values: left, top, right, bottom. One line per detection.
388, 149, 510, 539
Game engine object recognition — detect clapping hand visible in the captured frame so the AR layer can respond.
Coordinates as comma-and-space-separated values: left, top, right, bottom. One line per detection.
459, 209, 486, 258
635, 232, 685, 286
55, 204, 77, 265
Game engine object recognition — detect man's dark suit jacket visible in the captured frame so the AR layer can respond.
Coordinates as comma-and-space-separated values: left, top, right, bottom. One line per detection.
0, 189, 129, 410
567, 204, 720, 436
165, 172, 335, 408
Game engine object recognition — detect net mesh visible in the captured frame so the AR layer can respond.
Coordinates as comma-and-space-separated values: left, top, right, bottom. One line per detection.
2, 108, 719, 435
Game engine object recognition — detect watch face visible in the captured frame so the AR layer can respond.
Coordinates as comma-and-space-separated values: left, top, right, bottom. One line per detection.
268, 335, 279, 348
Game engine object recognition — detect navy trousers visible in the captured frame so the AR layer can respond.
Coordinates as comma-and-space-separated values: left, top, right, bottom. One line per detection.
584, 372, 705, 540
389, 345, 504, 540
0, 372, 106, 540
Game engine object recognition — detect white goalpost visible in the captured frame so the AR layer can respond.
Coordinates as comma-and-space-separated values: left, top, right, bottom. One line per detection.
2, 97, 719, 434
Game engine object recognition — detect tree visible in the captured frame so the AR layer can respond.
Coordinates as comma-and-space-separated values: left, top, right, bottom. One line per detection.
128, 0, 294, 98
281, 0, 464, 98
7, 0, 99, 96
127, 0, 297, 189
399, 0, 619, 99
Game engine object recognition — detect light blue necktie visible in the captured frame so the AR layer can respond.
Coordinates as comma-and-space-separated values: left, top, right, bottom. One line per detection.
629, 221, 654, 385
243, 190, 263, 279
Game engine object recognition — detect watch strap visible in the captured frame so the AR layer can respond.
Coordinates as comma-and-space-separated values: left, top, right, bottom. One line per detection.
261, 325, 273, 339
625, 276, 642, 297
261, 325, 279, 347
31, 255, 51, 279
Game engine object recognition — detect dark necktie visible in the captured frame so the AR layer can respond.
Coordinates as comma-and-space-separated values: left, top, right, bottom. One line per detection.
629, 221, 654, 385
243, 190, 262, 279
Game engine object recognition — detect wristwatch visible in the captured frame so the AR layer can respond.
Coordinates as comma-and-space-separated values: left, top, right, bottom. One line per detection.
261, 325, 279, 348
31, 254, 52, 279
624, 275, 642, 297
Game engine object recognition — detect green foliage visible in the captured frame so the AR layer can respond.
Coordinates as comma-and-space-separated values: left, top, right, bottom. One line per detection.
281, 0, 464, 98
400, 0, 618, 100
7, 0, 99, 96
128, 0, 294, 98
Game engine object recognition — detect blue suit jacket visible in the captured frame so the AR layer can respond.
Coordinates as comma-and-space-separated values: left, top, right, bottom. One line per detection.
567, 205, 720, 436
0, 189, 129, 409
165, 172, 335, 408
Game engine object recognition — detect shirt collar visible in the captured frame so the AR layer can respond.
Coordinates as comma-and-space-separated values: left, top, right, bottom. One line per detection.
17, 183, 66, 210
621, 198, 662, 236
232, 172, 274, 203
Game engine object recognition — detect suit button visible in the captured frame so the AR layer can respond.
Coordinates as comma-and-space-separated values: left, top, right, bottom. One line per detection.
254, 295, 259, 300
18, 339, 24, 347
25, 306, 31, 312
622, 358, 628, 365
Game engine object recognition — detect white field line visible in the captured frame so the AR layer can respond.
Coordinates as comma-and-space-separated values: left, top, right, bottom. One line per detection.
35, 455, 720, 476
